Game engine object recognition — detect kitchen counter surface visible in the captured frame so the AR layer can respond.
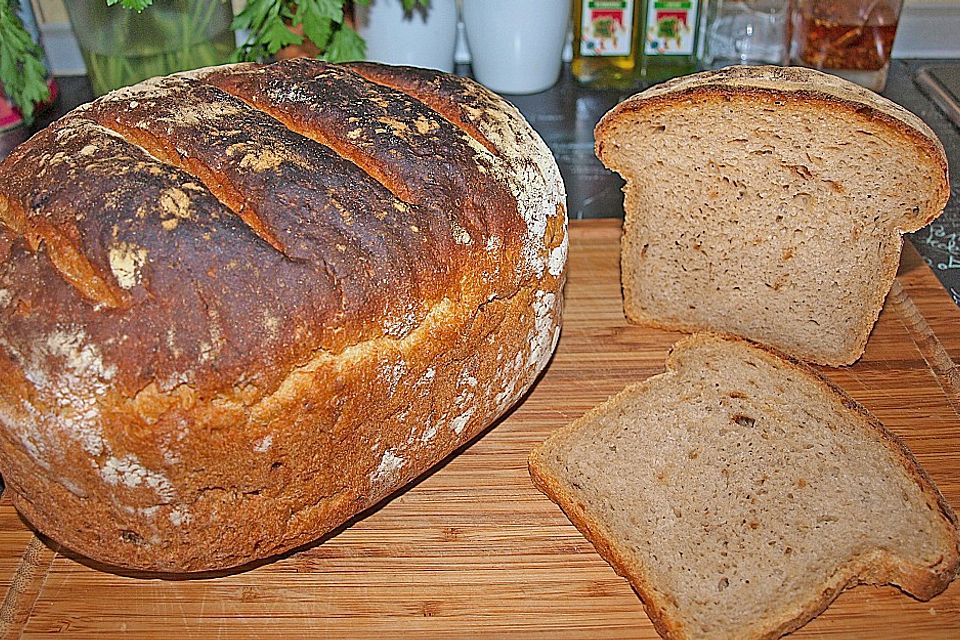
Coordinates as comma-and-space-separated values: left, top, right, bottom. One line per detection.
1, 219, 959, 638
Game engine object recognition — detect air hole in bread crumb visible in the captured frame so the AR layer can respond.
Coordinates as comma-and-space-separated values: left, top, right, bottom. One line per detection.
733, 415, 756, 428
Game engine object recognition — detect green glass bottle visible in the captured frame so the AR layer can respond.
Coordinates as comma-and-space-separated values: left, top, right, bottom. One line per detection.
572, 0, 644, 89
639, 0, 702, 82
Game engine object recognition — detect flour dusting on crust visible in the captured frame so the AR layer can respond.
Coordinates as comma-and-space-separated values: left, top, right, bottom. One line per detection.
101, 453, 176, 500
371, 448, 405, 485
27, 326, 116, 458
459, 81, 567, 279
529, 290, 561, 369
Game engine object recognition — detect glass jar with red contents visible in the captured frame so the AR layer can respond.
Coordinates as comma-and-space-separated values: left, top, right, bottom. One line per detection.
791, 0, 904, 92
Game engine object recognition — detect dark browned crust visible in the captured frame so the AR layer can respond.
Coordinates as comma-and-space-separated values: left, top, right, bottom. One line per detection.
0, 60, 566, 572
529, 332, 960, 640
344, 62, 500, 155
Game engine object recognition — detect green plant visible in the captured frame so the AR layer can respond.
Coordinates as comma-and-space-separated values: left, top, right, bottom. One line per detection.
232, 0, 428, 63
0, 0, 49, 123
0, 0, 429, 123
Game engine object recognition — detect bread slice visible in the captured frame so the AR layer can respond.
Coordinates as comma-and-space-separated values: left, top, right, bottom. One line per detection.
595, 66, 950, 366
529, 334, 960, 640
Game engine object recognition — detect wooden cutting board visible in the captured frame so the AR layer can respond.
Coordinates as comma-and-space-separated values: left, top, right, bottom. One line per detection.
2, 218, 959, 639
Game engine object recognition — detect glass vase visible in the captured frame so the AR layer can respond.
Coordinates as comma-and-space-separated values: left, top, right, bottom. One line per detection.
65, 0, 234, 96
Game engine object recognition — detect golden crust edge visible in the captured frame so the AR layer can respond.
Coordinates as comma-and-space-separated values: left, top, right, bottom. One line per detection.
597, 77, 949, 230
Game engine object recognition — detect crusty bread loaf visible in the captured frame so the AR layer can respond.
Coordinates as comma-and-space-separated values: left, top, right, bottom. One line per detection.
529, 334, 960, 640
0, 59, 567, 572
596, 66, 950, 366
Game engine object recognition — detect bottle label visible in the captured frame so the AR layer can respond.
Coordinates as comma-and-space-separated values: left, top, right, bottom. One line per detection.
580, 0, 636, 57
644, 0, 699, 56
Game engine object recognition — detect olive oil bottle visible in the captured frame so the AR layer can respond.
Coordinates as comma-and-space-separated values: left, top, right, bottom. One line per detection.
639, 0, 702, 82
572, 0, 643, 89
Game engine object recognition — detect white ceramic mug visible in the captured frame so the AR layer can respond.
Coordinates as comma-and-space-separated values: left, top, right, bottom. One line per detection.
355, 0, 459, 72
462, 0, 570, 94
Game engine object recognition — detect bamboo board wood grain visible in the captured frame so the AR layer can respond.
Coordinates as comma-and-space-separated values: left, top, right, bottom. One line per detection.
1, 218, 959, 639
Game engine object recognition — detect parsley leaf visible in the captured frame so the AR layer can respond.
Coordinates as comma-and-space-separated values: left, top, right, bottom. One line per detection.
262, 15, 305, 54
323, 24, 365, 63
309, 0, 343, 23
294, 2, 334, 52
107, 0, 155, 11
235, 0, 379, 64
233, 0, 301, 61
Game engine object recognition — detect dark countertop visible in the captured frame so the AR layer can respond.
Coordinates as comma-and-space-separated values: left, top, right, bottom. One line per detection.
890, 62, 960, 305
38, 60, 960, 304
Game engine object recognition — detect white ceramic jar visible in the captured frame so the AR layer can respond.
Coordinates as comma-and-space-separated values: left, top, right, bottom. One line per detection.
355, 0, 459, 72
462, 0, 570, 94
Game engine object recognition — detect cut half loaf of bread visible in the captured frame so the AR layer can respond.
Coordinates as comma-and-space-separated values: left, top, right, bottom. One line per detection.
596, 66, 950, 366
529, 334, 960, 640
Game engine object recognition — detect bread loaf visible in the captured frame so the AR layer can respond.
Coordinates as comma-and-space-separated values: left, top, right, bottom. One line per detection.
530, 334, 960, 640
0, 60, 567, 572
596, 66, 949, 365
